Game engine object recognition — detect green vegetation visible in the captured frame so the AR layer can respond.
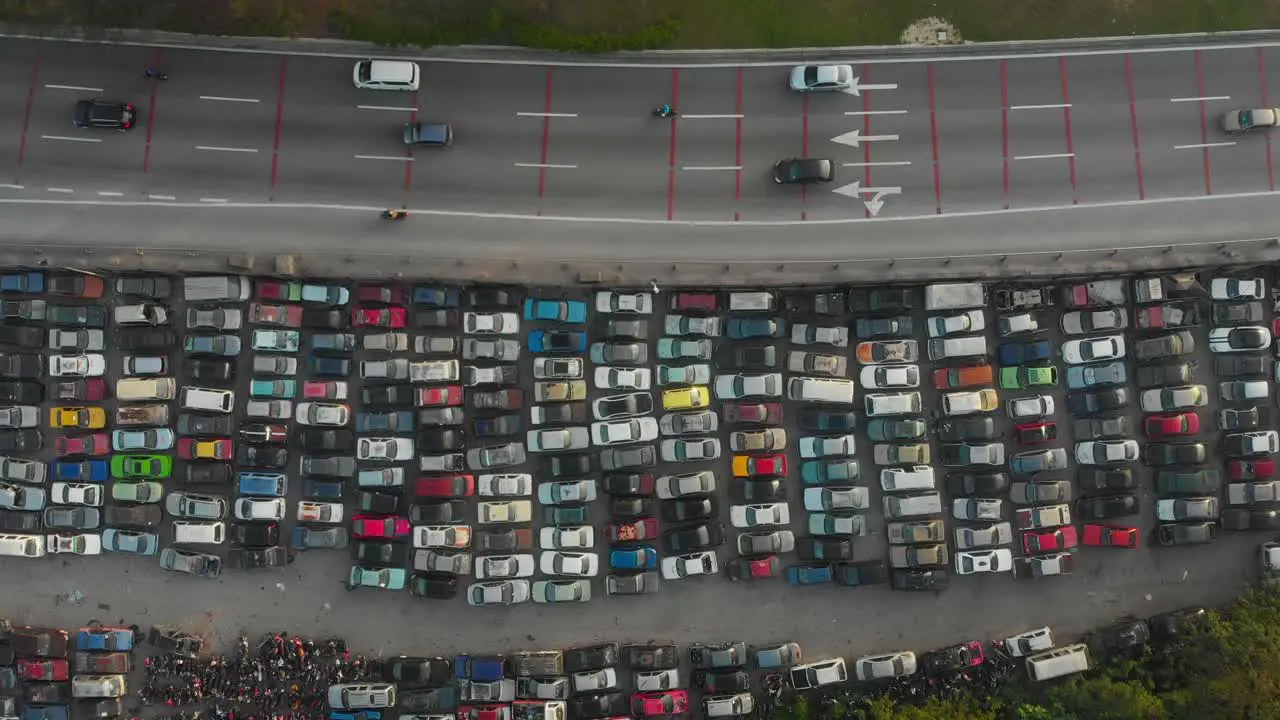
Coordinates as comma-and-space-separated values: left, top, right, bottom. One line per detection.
768, 588, 1280, 720
5, 0, 1280, 51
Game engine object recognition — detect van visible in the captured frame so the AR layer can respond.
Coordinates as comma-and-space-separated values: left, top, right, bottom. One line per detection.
879, 466, 936, 492
0, 533, 43, 558
787, 377, 855, 404
924, 282, 986, 312
882, 492, 943, 520
865, 392, 922, 417
72, 674, 126, 698
183, 276, 251, 302
352, 60, 420, 91
113, 303, 168, 326
172, 521, 225, 545
180, 387, 235, 414
727, 292, 776, 312
927, 335, 989, 361
115, 405, 169, 426
410, 360, 460, 383
116, 378, 177, 402
1025, 643, 1089, 681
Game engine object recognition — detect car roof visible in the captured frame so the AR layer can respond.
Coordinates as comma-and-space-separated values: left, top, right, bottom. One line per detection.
368, 60, 417, 83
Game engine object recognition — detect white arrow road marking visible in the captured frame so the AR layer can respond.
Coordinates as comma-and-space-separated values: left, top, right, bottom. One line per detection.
841, 77, 899, 96
831, 129, 900, 148
832, 180, 902, 198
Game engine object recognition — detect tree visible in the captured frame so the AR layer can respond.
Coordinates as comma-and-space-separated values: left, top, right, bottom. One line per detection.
1043, 675, 1167, 720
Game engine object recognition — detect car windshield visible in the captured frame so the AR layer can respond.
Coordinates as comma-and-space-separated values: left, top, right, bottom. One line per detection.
1240, 110, 1254, 127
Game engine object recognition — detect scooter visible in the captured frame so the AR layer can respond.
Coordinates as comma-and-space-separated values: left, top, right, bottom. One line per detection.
144, 68, 169, 80
653, 104, 678, 118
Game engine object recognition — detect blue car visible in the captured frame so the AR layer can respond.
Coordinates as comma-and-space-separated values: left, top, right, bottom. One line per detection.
76, 627, 134, 651
787, 564, 833, 586
412, 285, 460, 308
302, 478, 345, 500
997, 340, 1052, 366
310, 356, 351, 377
0, 272, 44, 294
356, 411, 415, 433
53, 460, 108, 483
238, 472, 288, 497
22, 707, 68, 720
523, 298, 587, 324
726, 317, 788, 340
609, 545, 658, 570
330, 712, 381, 720
528, 330, 588, 353
455, 654, 504, 682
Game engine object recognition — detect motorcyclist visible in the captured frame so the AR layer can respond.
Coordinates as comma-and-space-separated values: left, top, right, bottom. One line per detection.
144, 68, 168, 80
381, 209, 407, 220
655, 103, 676, 118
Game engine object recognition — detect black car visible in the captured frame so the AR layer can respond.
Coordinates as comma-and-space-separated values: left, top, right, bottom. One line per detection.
229, 522, 280, 547
772, 157, 834, 184
104, 504, 162, 527
0, 325, 44, 348
1076, 494, 1139, 520
542, 454, 593, 479
936, 416, 998, 442
383, 656, 454, 685
600, 472, 655, 496
358, 491, 401, 515
611, 497, 656, 519
474, 529, 533, 553
945, 472, 1009, 496
299, 429, 355, 452
1148, 607, 1206, 642
473, 414, 523, 437
715, 344, 780, 371
410, 574, 458, 599
0, 353, 41, 379
466, 287, 519, 309
184, 358, 233, 382
1077, 467, 1137, 495
115, 275, 171, 298
1158, 522, 1217, 546
74, 99, 136, 129
593, 394, 653, 419
796, 537, 853, 562
923, 644, 983, 676
1145, 442, 1207, 467
237, 445, 288, 469
409, 501, 467, 524
0, 300, 42, 321
834, 560, 889, 587
227, 546, 292, 570
301, 479, 344, 500
564, 642, 620, 674
892, 569, 949, 591
1215, 355, 1270, 378
351, 541, 408, 566
1221, 508, 1280, 531
184, 463, 233, 485
663, 522, 725, 554
689, 642, 748, 670
1067, 388, 1129, 416
414, 310, 459, 329
854, 315, 913, 338
420, 408, 464, 427
176, 414, 235, 436
695, 669, 751, 693
604, 319, 648, 339
571, 693, 629, 720
785, 291, 847, 318
0, 430, 41, 452
851, 288, 914, 313
301, 308, 346, 330
736, 478, 784, 503
419, 429, 465, 453
1220, 406, 1267, 431
1212, 301, 1263, 325
1073, 415, 1131, 440
77, 699, 124, 719
0, 381, 43, 403
1135, 361, 1192, 389
661, 497, 716, 523
798, 409, 858, 433
24, 682, 72, 704
0, 509, 40, 531
363, 384, 415, 407
621, 644, 680, 670
118, 329, 176, 351
48, 304, 106, 328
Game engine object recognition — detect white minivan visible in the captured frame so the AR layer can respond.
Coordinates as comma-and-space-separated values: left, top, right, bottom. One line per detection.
352, 60, 420, 91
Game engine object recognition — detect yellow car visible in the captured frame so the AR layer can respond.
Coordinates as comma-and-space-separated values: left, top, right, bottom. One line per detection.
662, 386, 710, 411
49, 406, 106, 429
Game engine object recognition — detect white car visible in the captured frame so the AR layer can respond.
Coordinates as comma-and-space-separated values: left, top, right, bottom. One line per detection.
799, 434, 856, 459
0, 457, 45, 484
1209, 326, 1271, 353
1210, 277, 1265, 300
46, 533, 102, 555
664, 315, 722, 337
539, 526, 594, 549
659, 438, 721, 462
0, 406, 38, 428
1074, 440, 1140, 465
526, 427, 591, 452
729, 503, 790, 528
853, 652, 916, 680
953, 498, 1004, 521
859, 365, 920, 389
467, 579, 530, 606
359, 359, 410, 380
1060, 335, 1125, 365
926, 310, 985, 338
572, 668, 619, 694
539, 551, 599, 577
478, 474, 533, 497
591, 418, 659, 446
1140, 385, 1208, 413
788, 64, 854, 92
48, 354, 106, 377
803, 486, 869, 511
635, 669, 681, 692
295, 403, 350, 427
475, 554, 535, 579
234, 497, 286, 521
297, 501, 344, 524
533, 357, 582, 379
1060, 308, 1126, 335
791, 324, 849, 347
955, 549, 1014, 575
1007, 395, 1054, 419
478, 501, 533, 524
51, 482, 103, 507
656, 471, 716, 499
713, 373, 783, 400
594, 367, 652, 391
1004, 628, 1055, 658
661, 551, 718, 580
463, 312, 519, 335
412, 525, 472, 549
596, 291, 653, 314
356, 437, 414, 461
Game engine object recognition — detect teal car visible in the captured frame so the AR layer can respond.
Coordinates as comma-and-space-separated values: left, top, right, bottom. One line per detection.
348, 565, 407, 591
110, 454, 172, 479
251, 330, 301, 353
802, 460, 859, 484
544, 506, 588, 525
787, 564, 833, 586
250, 379, 297, 399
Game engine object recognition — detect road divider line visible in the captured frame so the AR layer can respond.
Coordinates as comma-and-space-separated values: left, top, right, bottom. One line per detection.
515, 163, 577, 169
41, 135, 100, 143
96, 191, 123, 197
202, 95, 260, 103
357, 104, 416, 112
46, 187, 73, 193
199, 198, 228, 203
1174, 141, 1237, 150
517, 111, 577, 118
0, 184, 23, 190
680, 114, 743, 119
1010, 103, 1071, 110
1170, 95, 1230, 102
843, 161, 912, 167
844, 110, 908, 116
354, 155, 413, 162
148, 194, 176, 200
682, 165, 741, 171
44, 84, 101, 92
196, 145, 258, 153
1014, 152, 1075, 160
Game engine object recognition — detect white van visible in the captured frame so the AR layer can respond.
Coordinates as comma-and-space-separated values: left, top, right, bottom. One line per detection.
865, 392, 922, 417
180, 387, 235, 413
882, 492, 943, 520
183, 276, 251, 302
117, 378, 177, 402
727, 291, 776, 312
787, 377, 855, 404
352, 60, 420, 91
172, 521, 225, 545
0, 533, 44, 558
1025, 643, 1089, 681
879, 466, 936, 492
928, 335, 989, 360
72, 674, 127, 698
409, 360, 460, 383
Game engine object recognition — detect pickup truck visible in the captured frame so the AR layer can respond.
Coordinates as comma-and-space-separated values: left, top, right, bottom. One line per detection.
1014, 503, 1071, 530
311, 333, 358, 352
1061, 279, 1126, 308
997, 311, 1048, 336
456, 654, 507, 682
993, 287, 1053, 311
115, 405, 169, 427
506, 651, 565, 677
410, 360, 460, 383
76, 626, 135, 652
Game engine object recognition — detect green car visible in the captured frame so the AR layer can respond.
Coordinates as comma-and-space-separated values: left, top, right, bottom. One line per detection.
110, 454, 173, 479
112, 481, 165, 504
250, 379, 297, 399
999, 365, 1058, 390
348, 565, 407, 591
802, 460, 859, 485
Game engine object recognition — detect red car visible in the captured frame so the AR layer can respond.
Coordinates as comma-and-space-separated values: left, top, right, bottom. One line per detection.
56, 378, 105, 402
240, 424, 288, 444
17, 658, 68, 681
726, 556, 779, 581
606, 517, 659, 543
177, 438, 233, 460
54, 433, 109, 457
1015, 422, 1057, 445
414, 475, 475, 498
458, 706, 511, 720
723, 402, 784, 425
1228, 458, 1276, 480
303, 381, 347, 400
248, 303, 303, 327
351, 307, 407, 329
631, 691, 689, 717
732, 453, 786, 478
1022, 525, 1078, 554
1082, 524, 1139, 548
668, 293, 718, 313
350, 514, 411, 540
358, 285, 409, 305
1145, 412, 1199, 439
257, 280, 302, 301
417, 385, 464, 408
